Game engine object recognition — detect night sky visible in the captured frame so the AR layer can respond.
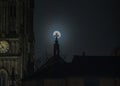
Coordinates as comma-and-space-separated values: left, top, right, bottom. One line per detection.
34, 0, 120, 62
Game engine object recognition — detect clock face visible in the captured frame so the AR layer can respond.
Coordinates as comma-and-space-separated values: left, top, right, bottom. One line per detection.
0, 41, 9, 53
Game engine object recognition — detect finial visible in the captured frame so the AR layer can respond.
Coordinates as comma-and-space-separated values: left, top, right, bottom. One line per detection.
53, 31, 61, 57
53, 31, 61, 39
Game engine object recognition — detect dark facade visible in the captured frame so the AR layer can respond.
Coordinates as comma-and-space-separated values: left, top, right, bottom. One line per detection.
0, 0, 34, 86
22, 55, 120, 86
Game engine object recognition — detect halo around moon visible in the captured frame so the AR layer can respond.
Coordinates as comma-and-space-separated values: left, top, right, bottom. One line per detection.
53, 31, 61, 38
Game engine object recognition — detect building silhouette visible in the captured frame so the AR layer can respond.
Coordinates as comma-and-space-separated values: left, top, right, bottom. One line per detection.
22, 34, 120, 86
0, 0, 34, 86
22, 55, 120, 86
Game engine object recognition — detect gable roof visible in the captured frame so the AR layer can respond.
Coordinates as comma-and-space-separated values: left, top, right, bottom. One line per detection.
23, 56, 120, 80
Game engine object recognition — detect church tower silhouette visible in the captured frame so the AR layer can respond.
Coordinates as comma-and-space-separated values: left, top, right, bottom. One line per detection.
0, 0, 34, 86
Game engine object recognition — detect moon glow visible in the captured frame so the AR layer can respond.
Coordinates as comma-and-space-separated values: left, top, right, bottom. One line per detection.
53, 31, 61, 38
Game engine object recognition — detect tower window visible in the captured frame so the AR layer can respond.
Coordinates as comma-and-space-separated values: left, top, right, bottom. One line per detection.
8, 20, 16, 34
9, 5, 16, 18
0, 72, 7, 86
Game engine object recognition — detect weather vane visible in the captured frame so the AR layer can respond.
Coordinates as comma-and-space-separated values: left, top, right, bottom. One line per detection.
53, 31, 61, 39
52, 31, 61, 57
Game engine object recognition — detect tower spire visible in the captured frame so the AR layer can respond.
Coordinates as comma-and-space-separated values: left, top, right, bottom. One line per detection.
53, 33, 60, 57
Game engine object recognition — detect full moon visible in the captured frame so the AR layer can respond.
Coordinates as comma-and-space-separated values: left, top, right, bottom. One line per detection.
53, 31, 61, 38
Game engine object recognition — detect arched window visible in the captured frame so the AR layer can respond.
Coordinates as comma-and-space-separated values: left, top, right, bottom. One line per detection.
0, 70, 8, 86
